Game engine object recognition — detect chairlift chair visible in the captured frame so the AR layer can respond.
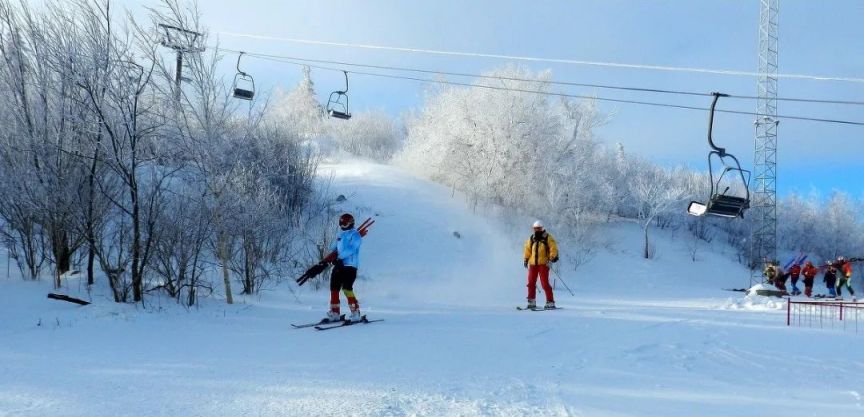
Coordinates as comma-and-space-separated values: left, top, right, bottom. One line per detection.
232, 52, 255, 100
326, 71, 351, 120
686, 92, 752, 219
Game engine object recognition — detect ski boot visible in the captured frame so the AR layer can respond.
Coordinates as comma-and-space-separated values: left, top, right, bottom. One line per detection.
544, 301, 557, 310
348, 310, 363, 323
526, 299, 537, 310
325, 311, 341, 323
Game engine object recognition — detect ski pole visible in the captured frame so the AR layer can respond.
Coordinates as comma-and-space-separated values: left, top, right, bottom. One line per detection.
550, 265, 575, 296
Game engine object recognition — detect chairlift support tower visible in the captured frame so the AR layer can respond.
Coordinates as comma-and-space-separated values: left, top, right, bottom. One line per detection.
751, 0, 779, 286
157, 24, 205, 102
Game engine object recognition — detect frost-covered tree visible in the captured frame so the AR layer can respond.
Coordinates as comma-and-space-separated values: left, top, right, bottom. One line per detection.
629, 162, 685, 258
399, 66, 607, 217
77, 22, 165, 302
778, 193, 820, 256
817, 192, 858, 260
329, 110, 402, 161
0, 0, 140, 285
763, 190, 862, 266
151, 184, 211, 306
220, 125, 316, 296
397, 65, 622, 266
268, 66, 326, 140
0, 0, 321, 306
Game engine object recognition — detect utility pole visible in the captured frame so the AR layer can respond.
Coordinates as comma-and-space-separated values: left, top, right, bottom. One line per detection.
751, 0, 779, 286
157, 24, 204, 102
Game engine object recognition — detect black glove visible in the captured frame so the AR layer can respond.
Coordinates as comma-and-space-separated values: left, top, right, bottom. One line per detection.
523, 259, 528, 269
334, 258, 344, 268
550, 256, 559, 263
296, 260, 330, 286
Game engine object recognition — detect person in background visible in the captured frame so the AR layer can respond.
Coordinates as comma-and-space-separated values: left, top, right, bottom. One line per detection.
801, 260, 818, 298
788, 261, 802, 296
763, 261, 777, 287
823, 262, 838, 299
523, 220, 559, 310
835, 256, 855, 301
764, 261, 788, 295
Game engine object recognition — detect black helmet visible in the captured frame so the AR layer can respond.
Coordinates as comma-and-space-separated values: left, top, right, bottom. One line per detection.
339, 213, 355, 230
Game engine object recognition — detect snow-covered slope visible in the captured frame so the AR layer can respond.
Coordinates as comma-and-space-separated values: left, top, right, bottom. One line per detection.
318, 161, 753, 308
1, 159, 862, 417
316, 161, 527, 308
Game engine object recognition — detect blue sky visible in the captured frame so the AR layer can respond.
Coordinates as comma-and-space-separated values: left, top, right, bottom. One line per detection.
126, 0, 864, 197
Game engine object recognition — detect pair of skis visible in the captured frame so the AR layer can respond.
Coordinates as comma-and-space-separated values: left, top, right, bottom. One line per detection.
291, 315, 384, 331
783, 252, 808, 269
291, 315, 345, 329
516, 306, 562, 311
812, 294, 857, 301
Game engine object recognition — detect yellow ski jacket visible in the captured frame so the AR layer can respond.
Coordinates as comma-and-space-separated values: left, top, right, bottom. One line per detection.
523, 232, 558, 266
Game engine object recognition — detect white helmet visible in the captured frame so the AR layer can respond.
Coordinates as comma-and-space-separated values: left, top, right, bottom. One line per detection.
532, 220, 543, 229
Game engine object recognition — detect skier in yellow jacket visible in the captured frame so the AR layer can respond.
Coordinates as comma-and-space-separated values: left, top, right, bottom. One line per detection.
523, 220, 559, 309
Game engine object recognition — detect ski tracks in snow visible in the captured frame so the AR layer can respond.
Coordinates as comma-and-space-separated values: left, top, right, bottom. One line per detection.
210, 383, 577, 417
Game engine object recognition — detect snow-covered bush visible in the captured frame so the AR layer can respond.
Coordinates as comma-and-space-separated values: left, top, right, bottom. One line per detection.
267, 68, 403, 161
266, 66, 327, 142
328, 110, 403, 161
398, 66, 610, 217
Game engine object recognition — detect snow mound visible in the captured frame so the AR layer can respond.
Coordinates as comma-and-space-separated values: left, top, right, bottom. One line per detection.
747, 283, 780, 296
721, 284, 786, 310
722, 295, 785, 311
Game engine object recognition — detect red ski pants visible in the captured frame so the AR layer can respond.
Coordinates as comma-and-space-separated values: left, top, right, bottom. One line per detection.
527, 264, 554, 302
803, 278, 814, 297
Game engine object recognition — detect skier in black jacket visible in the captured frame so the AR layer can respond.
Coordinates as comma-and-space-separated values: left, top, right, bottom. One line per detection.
822, 263, 838, 298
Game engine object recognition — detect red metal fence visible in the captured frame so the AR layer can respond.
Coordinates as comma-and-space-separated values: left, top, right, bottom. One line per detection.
787, 299, 863, 333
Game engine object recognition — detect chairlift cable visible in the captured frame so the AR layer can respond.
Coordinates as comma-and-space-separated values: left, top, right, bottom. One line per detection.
219, 48, 707, 98
216, 47, 864, 107
242, 53, 864, 127
213, 31, 864, 84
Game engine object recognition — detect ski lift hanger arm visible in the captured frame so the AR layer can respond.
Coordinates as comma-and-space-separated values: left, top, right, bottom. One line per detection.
339, 70, 348, 94
236, 51, 249, 75
707, 92, 729, 156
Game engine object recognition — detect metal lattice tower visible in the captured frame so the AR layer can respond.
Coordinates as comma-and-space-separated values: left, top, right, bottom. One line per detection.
750, 0, 779, 286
